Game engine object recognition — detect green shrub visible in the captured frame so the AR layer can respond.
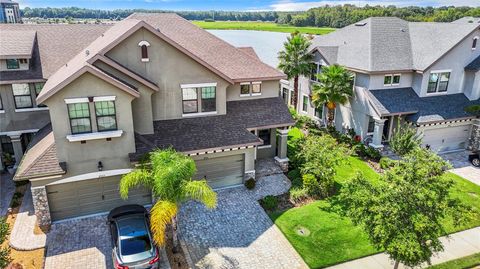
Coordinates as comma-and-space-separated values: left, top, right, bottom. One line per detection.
261, 195, 278, 211
287, 169, 302, 187
364, 146, 382, 161
302, 174, 324, 197
0, 218, 8, 243
465, 104, 480, 117
289, 187, 309, 203
390, 120, 422, 156
379, 157, 397, 169
0, 247, 10, 269
244, 178, 256, 190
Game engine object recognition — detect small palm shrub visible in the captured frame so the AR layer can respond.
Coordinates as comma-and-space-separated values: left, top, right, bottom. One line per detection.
289, 187, 309, 203
390, 120, 422, 156
0, 217, 10, 268
261, 196, 278, 211
244, 178, 256, 190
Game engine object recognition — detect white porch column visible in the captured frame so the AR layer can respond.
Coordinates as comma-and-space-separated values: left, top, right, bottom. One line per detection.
8, 134, 23, 168
370, 118, 386, 149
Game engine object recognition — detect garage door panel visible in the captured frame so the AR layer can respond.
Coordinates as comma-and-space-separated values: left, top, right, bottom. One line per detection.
195, 154, 244, 189
423, 125, 470, 152
47, 176, 151, 221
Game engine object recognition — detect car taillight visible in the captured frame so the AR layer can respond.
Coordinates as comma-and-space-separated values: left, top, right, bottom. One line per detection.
149, 250, 160, 264
114, 258, 129, 269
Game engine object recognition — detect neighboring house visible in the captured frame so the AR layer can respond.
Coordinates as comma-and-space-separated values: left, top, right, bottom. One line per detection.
0, 0, 20, 23
3, 13, 293, 225
287, 17, 480, 152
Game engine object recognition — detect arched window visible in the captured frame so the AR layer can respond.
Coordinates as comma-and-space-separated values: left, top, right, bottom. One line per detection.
473, 37, 479, 50
138, 40, 151, 62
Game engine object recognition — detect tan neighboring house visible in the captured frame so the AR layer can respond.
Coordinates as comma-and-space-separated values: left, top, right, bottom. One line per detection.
3, 13, 293, 225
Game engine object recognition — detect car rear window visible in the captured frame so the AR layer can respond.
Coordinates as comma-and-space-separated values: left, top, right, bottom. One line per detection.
120, 234, 152, 256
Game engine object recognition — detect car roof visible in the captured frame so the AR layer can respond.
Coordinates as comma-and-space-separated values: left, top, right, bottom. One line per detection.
117, 215, 149, 238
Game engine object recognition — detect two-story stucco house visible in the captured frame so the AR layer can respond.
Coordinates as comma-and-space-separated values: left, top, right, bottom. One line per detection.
3, 13, 293, 225
284, 17, 480, 152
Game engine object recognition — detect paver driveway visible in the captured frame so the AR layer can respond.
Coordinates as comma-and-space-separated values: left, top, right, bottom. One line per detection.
44, 215, 170, 269
178, 172, 308, 269
440, 150, 480, 185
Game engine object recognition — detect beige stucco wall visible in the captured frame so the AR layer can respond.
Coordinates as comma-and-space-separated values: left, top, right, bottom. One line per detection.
256, 128, 277, 159
105, 27, 231, 121
226, 80, 280, 101
0, 83, 50, 133
43, 72, 136, 178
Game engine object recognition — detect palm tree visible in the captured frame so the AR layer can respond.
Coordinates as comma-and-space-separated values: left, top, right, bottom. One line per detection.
311, 64, 354, 126
120, 148, 217, 250
278, 32, 314, 109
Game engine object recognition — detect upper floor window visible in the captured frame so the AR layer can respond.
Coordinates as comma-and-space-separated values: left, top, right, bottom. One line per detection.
427, 72, 450, 94
182, 85, 217, 114
68, 102, 92, 134
12, 84, 32, 108
473, 37, 478, 50
302, 95, 309, 112
6, 59, 19, 70
384, 74, 400, 86
138, 41, 150, 62
34, 82, 47, 107
310, 63, 322, 82
95, 101, 117, 132
240, 82, 262, 96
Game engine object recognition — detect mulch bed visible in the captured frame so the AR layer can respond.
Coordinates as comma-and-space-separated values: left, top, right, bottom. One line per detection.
164, 227, 189, 269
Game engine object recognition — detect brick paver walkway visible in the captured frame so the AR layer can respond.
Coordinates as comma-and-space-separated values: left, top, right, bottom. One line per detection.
9, 186, 46, 250
326, 227, 480, 269
178, 160, 308, 269
0, 173, 15, 216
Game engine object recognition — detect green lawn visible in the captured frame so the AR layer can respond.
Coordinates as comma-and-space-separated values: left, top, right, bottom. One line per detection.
270, 156, 480, 268
427, 253, 480, 269
192, 21, 335, 35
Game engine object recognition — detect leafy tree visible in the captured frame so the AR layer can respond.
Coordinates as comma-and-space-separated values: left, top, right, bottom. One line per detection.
278, 33, 314, 109
297, 134, 348, 197
389, 119, 422, 156
120, 148, 217, 249
339, 148, 471, 269
311, 64, 354, 126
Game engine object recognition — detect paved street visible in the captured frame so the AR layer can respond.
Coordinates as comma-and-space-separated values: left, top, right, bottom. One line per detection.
178, 166, 308, 269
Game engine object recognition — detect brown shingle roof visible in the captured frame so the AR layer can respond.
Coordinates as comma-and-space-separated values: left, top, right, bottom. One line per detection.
0, 24, 112, 82
14, 124, 65, 180
0, 30, 36, 59
237, 47, 260, 60
128, 13, 286, 82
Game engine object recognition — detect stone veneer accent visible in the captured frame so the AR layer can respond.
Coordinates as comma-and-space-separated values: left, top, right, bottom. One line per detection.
244, 170, 255, 181
31, 187, 52, 226
469, 123, 480, 151
274, 156, 289, 172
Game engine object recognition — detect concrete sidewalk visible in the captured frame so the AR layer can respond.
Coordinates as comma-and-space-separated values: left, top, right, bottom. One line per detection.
326, 227, 480, 269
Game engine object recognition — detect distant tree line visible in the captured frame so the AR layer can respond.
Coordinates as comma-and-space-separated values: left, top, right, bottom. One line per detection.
21, 5, 480, 28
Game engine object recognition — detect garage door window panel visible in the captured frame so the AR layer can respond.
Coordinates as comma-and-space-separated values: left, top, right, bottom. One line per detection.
95, 101, 117, 132
68, 102, 92, 134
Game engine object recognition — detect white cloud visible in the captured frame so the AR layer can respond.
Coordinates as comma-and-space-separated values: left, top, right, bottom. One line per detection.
270, 0, 480, 11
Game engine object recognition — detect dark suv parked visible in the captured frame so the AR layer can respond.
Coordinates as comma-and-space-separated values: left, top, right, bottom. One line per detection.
108, 205, 160, 269
469, 152, 480, 167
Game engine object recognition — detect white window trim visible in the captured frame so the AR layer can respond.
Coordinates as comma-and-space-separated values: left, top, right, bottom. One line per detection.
391, 74, 401, 86
310, 62, 321, 82
0, 110, 4, 114
301, 94, 309, 113
141, 58, 150, 62
257, 145, 272, 149
15, 107, 49, 113
65, 97, 89, 104
138, 40, 151, 47
383, 74, 401, 86
181, 82, 217, 89
426, 70, 451, 95
240, 81, 262, 97
66, 130, 123, 142
182, 111, 218, 118
93, 96, 116, 102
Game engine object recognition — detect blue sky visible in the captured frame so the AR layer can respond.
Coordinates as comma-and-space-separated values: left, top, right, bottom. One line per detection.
17, 0, 480, 11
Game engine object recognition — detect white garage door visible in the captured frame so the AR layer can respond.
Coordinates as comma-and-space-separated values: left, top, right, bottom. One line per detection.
47, 176, 152, 221
423, 125, 471, 152
195, 154, 244, 189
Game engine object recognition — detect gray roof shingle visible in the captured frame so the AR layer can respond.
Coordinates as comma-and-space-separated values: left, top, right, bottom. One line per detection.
465, 55, 480, 71
130, 97, 294, 161
368, 87, 480, 124
310, 17, 478, 72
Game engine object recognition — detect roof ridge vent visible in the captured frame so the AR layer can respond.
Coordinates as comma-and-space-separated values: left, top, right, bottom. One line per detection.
85, 50, 90, 56
355, 22, 367, 26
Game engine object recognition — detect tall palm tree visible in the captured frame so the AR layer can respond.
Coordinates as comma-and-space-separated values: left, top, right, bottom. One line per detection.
278, 32, 314, 109
120, 148, 217, 249
311, 64, 354, 126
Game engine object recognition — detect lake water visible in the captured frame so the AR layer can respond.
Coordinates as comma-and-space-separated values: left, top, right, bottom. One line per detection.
208, 30, 289, 68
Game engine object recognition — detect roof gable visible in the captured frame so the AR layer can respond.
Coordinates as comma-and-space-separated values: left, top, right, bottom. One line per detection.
0, 30, 36, 59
